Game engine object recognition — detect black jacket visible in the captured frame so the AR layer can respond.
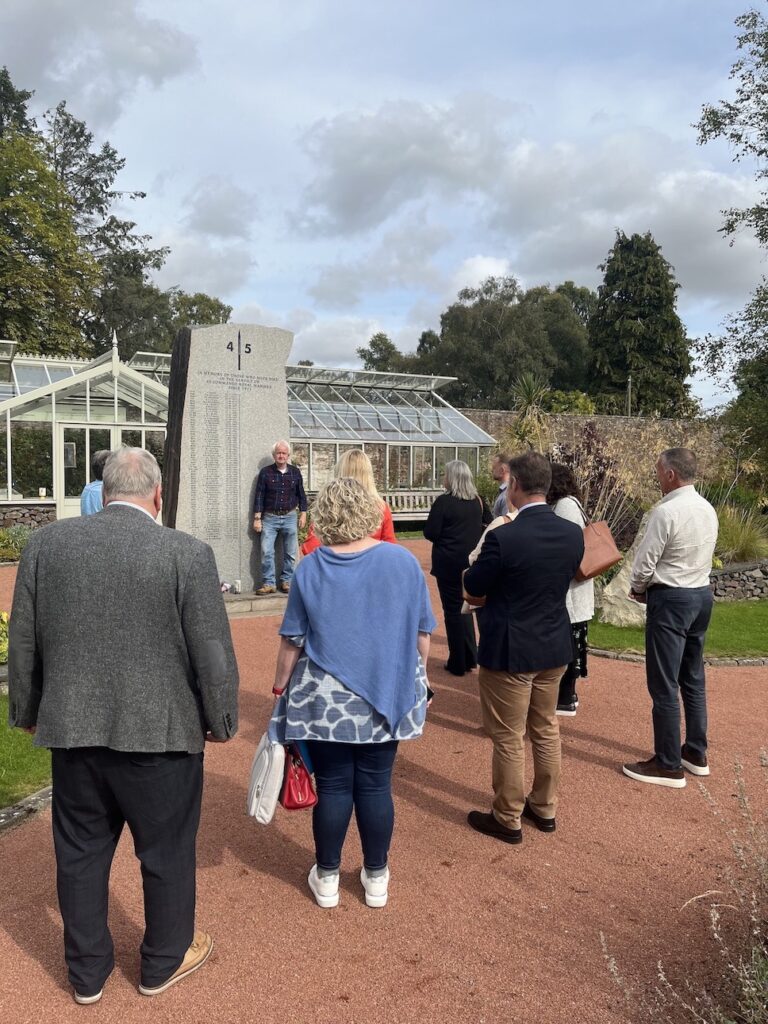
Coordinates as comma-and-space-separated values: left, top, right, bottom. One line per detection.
423, 493, 492, 579
463, 504, 584, 673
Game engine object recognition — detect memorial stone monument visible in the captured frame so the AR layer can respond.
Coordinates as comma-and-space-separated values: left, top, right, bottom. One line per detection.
163, 323, 293, 591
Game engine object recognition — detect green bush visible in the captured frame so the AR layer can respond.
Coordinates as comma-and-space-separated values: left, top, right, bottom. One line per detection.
716, 504, 768, 564
0, 611, 8, 664
0, 525, 34, 558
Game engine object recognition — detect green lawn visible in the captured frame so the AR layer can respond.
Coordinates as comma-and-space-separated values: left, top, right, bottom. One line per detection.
590, 600, 768, 657
0, 695, 51, 808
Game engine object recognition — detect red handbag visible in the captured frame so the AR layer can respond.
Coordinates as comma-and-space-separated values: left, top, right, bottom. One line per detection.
279, 745, 318, 810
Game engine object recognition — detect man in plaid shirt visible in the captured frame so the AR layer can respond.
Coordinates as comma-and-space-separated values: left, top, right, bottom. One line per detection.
252, 440, 308, 594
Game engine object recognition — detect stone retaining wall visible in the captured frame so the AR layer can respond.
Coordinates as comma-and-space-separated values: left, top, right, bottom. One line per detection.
711, 560, 768, 601
0, 505, 56, 529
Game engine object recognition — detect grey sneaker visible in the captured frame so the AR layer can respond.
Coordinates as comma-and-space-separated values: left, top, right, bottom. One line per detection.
74, 989, 103, 1005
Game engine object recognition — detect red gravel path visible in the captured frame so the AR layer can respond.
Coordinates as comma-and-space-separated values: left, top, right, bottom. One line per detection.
0, 545, 766, 1024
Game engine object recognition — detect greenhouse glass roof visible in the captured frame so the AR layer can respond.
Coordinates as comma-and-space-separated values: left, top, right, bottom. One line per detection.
0, 355, 494, 447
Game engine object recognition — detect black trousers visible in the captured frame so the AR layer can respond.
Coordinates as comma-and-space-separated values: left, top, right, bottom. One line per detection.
645, 586, 713, 769
51, 747, 203, 995
436, 574, 477, 675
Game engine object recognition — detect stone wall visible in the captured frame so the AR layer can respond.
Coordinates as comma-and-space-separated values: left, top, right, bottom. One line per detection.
460, 409, 721, 455
711, 560, 768, 601
0, 505, 56, 529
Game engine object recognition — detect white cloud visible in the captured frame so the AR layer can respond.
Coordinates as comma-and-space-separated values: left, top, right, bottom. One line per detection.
1, 0, 198, 127
183, 176, 259, 240
153, 235, 255, 296
309, 213, 451, 308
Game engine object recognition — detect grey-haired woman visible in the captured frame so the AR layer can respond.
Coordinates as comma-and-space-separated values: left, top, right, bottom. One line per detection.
423, 460, 492, 676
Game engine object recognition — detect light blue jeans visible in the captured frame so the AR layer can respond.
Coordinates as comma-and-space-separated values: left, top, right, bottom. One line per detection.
260, 511, 298, 586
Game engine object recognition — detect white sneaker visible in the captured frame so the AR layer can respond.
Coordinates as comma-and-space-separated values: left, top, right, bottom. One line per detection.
360, 866, 389, 908
308, 864, 339, 908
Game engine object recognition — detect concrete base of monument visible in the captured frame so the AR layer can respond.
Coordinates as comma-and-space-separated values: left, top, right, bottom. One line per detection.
223, 591, 287, 618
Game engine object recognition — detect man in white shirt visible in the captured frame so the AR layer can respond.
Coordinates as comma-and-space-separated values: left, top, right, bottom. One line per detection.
622, 448, 718, 789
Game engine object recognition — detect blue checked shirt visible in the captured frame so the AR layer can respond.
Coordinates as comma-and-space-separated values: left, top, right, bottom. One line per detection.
253, 463, 308, 516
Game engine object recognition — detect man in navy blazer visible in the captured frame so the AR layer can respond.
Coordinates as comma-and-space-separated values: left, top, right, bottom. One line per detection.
463, 451, 584, 844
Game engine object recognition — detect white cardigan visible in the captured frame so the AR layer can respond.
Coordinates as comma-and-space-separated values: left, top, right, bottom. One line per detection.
554, 496, 595, 624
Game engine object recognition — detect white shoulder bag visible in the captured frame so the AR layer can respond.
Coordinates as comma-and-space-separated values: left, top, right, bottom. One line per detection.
247, 732, 286, 824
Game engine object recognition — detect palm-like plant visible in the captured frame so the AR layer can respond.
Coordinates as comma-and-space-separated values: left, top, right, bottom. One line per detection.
510, 373, 549, 450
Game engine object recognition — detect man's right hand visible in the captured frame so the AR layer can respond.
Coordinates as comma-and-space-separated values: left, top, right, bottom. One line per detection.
253, 519, 262, 533
205, 733, 230, 743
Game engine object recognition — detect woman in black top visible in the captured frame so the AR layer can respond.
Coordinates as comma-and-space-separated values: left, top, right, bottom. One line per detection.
424, 460, 492, 676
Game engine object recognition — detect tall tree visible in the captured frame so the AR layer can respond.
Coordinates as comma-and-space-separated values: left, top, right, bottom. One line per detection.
433, 276, 557, 407
0, 67, 33, 138
41, 102, 170, 354
517, 285, 591, 391
0, 132, 99, 355
697, 7, 768, 371
723, 353, 768, 479
356, 332, 411, 372
588, 230, 692, 415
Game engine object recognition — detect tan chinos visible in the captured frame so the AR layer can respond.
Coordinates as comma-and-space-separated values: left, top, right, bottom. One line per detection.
478, 665, 565, 829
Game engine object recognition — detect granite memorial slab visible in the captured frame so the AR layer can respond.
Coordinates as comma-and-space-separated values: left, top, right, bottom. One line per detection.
163, 323, 293, 591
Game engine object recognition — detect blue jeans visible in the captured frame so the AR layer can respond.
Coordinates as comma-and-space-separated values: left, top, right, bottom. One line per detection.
305, 741, 399, 872
645, 586, 714, 769
260, 511, 298, 586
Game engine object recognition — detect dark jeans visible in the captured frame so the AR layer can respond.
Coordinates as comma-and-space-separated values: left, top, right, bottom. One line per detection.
51, 747, 203, 995
436, 574, 477, 674
645, 586, 714, 770
305, 741, 399, 872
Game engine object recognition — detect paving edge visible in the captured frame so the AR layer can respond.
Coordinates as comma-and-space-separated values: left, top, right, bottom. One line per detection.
0, 785, 52, 834
589, 647, 768, 667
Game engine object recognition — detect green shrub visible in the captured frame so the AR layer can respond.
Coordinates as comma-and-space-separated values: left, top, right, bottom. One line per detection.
0, 525, 34, 558
0, 611, 7, 664
716, 504, 768, 564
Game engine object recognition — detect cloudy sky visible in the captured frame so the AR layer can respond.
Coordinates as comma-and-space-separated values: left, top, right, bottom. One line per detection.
2, 0, 762, 406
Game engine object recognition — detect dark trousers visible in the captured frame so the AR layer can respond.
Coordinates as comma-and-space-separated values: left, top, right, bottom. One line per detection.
436, 574, 477, 674
51, 748, 203, 995
306, 741, 399, 872
645, 586, 714, 770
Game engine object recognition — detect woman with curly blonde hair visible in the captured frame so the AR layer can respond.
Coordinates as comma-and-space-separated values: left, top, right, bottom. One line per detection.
300, 449, 395, 554
271, 478, 435, 910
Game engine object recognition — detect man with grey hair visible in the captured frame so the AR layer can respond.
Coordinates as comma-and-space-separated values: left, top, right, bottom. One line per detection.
8, 447, 239, 1004
252, 438, 308, 594
623, 448, 718, 789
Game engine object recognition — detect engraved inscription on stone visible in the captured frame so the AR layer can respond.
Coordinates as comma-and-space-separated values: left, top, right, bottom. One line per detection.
172, 324, 293, 590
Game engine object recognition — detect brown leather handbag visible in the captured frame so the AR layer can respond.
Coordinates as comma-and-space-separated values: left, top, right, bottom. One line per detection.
573, 501, 622, 582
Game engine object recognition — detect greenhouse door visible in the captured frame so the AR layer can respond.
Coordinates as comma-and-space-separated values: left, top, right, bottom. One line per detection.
54, 423, 117, 519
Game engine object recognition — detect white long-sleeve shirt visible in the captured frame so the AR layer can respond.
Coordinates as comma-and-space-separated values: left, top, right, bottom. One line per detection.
630, 485, 718, 593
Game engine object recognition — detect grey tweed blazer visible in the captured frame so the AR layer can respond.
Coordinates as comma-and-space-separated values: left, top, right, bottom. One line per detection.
8, 503, 239, 753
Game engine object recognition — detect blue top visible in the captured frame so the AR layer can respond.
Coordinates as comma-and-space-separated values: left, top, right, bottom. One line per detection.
279, 543, 436, 732
80, 480, 103, 515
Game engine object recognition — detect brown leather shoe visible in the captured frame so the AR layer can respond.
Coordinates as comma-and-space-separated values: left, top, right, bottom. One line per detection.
139, 932, 214, 996
279, 582, 290, 593
622, 756, 686, 788
255, 585, 276, 595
